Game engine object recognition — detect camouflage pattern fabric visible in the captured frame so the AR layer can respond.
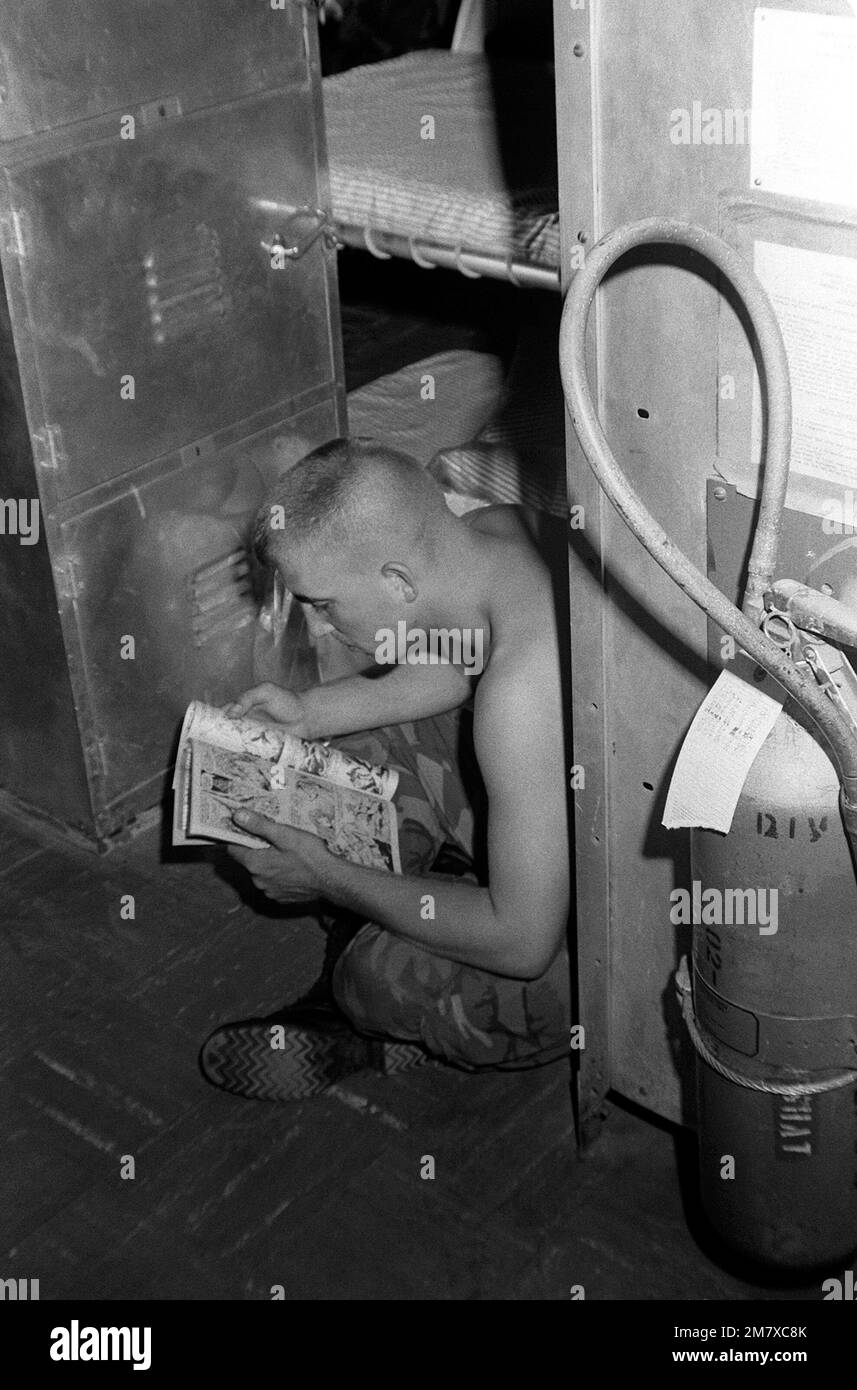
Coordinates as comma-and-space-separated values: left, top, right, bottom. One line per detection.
330, 707, 571, 1069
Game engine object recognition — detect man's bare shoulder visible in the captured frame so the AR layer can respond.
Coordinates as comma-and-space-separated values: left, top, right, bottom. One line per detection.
464, 503, 566, 756
464, 502, 540, 542
465, 502, 568, 575
471, 506, 563, 651
477, 629, 562, 718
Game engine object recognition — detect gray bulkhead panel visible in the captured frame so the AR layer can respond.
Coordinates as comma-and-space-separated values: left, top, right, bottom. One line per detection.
555, 0, 849, 1125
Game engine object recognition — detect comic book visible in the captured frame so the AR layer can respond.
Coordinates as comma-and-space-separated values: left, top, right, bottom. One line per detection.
172, 701, 401, 873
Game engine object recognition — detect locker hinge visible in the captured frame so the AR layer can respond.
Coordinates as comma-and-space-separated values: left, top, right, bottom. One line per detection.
82, 733, 107, 781
54, 554, 83, 602
1, 209, 28, 258
32, 424, 68, 471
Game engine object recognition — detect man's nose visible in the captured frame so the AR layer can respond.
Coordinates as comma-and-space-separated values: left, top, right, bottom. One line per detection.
304, 606, 334, 641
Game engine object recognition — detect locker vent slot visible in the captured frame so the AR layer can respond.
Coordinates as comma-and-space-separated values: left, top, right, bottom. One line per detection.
143, 222, 232, 347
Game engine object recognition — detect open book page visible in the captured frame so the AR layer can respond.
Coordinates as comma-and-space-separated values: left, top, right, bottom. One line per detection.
175, 701, 398, 800
172, 743, 210, 847
187, 740, 401, 873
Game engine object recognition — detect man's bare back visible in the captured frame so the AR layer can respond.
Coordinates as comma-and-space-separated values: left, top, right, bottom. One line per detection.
462, 506, 570, 974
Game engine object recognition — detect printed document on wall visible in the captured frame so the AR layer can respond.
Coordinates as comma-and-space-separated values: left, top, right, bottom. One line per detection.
752, 8, 857, 207
750, 239, 857, 491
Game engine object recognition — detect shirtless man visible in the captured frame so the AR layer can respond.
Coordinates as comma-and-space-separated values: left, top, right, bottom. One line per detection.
200, 437, 571, 1100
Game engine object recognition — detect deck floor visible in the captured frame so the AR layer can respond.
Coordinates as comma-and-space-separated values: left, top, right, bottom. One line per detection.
1, 791, 844, 1301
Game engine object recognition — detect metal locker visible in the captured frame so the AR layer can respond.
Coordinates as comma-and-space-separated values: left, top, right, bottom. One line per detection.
0, 0, 346, 847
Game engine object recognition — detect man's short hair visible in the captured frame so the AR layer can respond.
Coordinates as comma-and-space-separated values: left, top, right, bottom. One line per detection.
253, 436, 444, 567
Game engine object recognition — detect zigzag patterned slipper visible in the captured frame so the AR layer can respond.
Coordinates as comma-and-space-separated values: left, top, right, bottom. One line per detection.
199, 1012, 432, 1101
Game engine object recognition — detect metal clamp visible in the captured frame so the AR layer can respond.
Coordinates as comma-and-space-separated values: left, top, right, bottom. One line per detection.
799, 640, 857, 736
408, 236, 436, 270
505, 250, 524, 288
362, 223, 393, 260
760, 608, 797, 655
453, 243, 482, 279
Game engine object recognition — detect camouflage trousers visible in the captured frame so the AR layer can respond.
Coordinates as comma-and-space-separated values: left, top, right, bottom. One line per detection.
330, 706, 571, 1070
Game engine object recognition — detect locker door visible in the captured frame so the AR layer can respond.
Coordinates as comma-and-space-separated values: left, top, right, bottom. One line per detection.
0, 1, 346, 846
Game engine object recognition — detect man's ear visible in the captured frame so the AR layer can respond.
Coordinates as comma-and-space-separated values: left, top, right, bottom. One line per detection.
380, 561, 418, 603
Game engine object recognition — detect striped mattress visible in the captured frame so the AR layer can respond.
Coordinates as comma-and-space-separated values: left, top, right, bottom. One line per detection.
346, 348, 567, 518
323, 51, 560, 271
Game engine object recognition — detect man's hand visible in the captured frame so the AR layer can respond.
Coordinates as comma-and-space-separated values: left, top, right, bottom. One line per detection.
224, 683, 308, 737
227, 810, 334, 903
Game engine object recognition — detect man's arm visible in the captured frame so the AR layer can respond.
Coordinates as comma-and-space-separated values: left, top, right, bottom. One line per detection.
233, 646, 570, 979
474, 647, 570, 974
228, 663, 472, 741
300, 660, 474, 739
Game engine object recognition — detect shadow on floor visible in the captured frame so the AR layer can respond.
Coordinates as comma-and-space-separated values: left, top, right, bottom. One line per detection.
0, 806, 846, 1301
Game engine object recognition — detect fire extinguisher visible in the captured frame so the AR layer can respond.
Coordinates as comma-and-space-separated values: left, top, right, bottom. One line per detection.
559, 218, 857, 1269
690, 693, 857, 1268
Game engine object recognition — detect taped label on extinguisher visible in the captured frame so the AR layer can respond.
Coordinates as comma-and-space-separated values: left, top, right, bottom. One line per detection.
663, 669, 784, 833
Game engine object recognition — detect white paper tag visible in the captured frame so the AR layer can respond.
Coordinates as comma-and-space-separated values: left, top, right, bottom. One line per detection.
662, 669, 784, 834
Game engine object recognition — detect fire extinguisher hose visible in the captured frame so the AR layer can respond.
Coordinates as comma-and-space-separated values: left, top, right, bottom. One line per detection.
558, 218, 857, 846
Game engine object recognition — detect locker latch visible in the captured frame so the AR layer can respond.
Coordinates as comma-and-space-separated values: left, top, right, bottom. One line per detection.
260, 207, 341, 263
